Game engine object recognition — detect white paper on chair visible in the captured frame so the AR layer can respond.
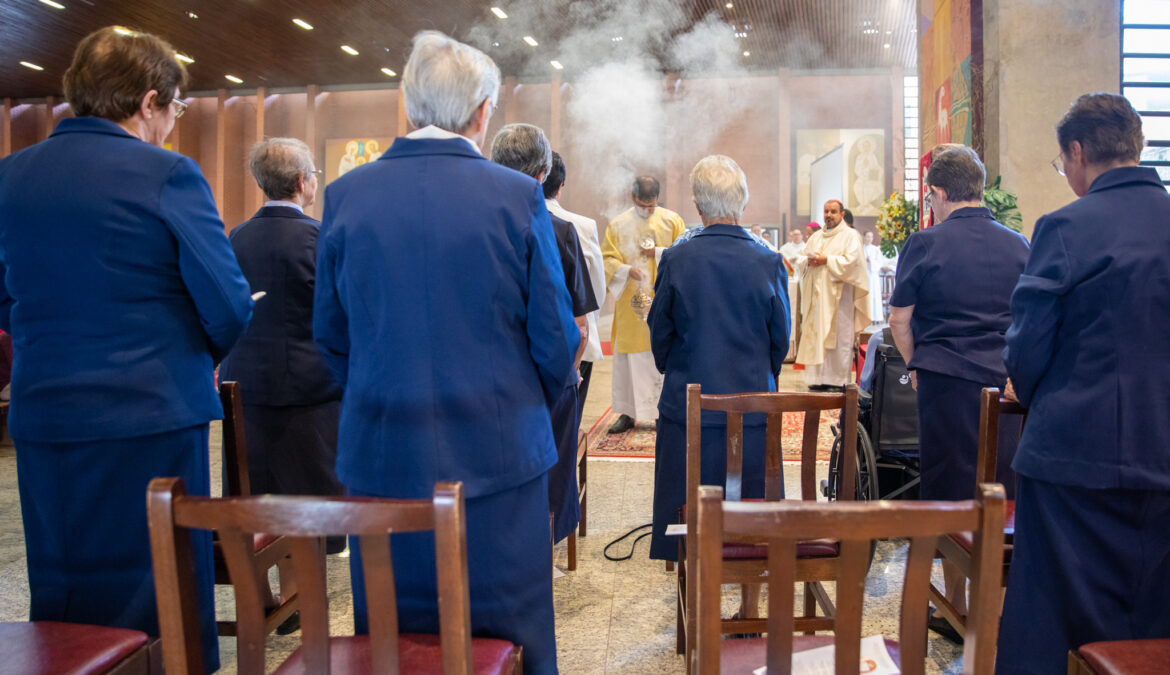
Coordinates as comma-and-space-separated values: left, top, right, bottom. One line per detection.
753, 635, 900, 675
665, 524, 687, 536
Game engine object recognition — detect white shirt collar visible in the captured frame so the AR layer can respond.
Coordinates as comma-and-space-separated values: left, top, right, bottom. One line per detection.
406, 125, 482, 154
264, 200, 303, 213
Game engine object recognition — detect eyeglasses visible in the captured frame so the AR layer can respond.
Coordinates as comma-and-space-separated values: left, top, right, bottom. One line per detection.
170, 97, 189, 119
923, 188, 933, 210
1050, 153, 1066, 176
308, 169, 324, 177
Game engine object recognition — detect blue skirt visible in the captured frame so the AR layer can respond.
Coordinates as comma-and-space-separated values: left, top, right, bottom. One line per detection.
16, 425, 219, 673
649, 416, 775, 561
916, 369, 1019, 500
349, 474, 557, 674
548, 383, 581, 543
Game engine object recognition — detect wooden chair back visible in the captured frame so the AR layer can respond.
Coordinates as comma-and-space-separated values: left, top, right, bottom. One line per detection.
974, 387, 1027, 491
695, 484, 1007, 675
219, 381, 251, 498
148, 477, 474, 675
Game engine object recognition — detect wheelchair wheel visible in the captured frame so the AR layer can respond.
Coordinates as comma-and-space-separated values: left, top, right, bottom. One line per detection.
824, 425, 879, 502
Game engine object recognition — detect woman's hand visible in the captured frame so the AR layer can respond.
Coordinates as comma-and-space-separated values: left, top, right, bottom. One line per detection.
1003, 378, 1019, 402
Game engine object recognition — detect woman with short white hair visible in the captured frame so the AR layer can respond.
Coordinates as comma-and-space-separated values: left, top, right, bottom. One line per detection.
647, 155, 791, 565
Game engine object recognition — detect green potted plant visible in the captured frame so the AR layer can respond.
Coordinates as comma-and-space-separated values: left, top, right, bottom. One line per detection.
982, 175, 1023, 232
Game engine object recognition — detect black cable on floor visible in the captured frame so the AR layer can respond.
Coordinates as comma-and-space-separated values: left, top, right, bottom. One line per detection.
603, 523, 653, 561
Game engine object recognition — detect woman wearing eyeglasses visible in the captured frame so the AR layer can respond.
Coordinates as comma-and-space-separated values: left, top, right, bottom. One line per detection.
0, 26, 251, 671
886, 145, 1029, 643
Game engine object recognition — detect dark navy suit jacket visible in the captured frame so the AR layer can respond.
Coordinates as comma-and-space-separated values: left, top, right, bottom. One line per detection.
891, 206, 1029, 384
1006, 166, 1170, 490
313, 136, 579, 500
220, 206, 342, 407
648, 224, 790, 426
0, 117, 253, 442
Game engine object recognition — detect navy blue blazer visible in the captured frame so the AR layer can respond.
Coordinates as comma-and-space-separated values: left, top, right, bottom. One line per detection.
0, 117, 253, 442
220, 206, 342, 407
648, 224, 790, 425
1005, 166, 1170, 490
551, 214, 598, 318
890, 206, 1029, 384
313, 136, 580, 500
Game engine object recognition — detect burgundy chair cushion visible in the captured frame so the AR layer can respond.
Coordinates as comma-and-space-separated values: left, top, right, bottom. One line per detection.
273, 633, 519, 674
679, 503, 840, 559
0, 621, 148, 675
1078, 639, 1170, 675
254, 533, 281, 551
949, 499, 1016, 559
720, 634, 901, 674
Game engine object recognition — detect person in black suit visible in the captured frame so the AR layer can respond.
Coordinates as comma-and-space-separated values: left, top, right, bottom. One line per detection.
219, 138, 346, 554
490, 123, 597, 547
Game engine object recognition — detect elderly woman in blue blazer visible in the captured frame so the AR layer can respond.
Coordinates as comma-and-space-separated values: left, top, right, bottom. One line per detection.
997, 93, 1170, 674
647, 155, 790, 563
0, 27, 252, 672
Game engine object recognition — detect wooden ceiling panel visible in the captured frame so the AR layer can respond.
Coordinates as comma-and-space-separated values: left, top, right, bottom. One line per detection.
0, 0, 916, 100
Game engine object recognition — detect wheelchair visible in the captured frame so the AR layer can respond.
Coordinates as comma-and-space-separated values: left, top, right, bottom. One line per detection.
823, 330, 921, 502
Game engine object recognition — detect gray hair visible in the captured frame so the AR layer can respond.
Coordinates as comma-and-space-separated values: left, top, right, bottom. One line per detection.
403, 31, 501, 133
926, 146, 986, 203
249, 137, 314, 201
490, 123, 551, 179
690, 155, 749, 221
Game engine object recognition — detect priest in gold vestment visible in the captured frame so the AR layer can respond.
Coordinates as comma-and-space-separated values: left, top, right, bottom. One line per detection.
601, 177, 686, 433
794, 199, 870, 390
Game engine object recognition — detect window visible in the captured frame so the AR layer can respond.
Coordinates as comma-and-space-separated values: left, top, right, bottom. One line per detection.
903, 75, 920, 201
1123, 0, 1170, 189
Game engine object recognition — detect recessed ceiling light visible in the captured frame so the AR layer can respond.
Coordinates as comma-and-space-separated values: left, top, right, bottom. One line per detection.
381, 67, 397, 77
292, 18, 314, 30
612, 36, 623, 42
176, 53, 194, 64
38, 0, 65, 9
883, 43, 891, 49
742, 51, 750, 57
20, 61, 44, 71
341, 45, 359, 55
726, 2, 733, 7
523, 36, 538, 47
186, 11, 198, 19
225, 74, 243, 84
113, 26, 134, 36
550, 60, 564, 70
491, 7, 508, 19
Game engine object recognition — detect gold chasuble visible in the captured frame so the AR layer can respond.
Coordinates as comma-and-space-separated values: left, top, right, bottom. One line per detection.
795, 224, 870, 366
602, 206, 686, 353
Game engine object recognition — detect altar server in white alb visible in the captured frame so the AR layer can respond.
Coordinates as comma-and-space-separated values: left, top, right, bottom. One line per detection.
794, 199, 869, 390
601, 177, 686, 433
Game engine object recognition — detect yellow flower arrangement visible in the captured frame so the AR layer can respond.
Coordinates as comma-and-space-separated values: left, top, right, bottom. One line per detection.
876, 192, 920, 257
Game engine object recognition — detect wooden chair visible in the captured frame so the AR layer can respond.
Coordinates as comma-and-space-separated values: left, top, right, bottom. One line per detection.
694, 483, 1007, 674
565, 428, 589, 571
677, 384, 859, 665
215, 381, 298, 637
148, 477, 523, 674
928, 387, 1025, 638
1069, 639, 1170, 674
0, 622, 154, 674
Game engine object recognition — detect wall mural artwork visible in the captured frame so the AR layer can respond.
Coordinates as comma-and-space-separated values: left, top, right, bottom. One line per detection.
919, 0, 982, 153
324, 137, 393, 183
796, 129, 885, 218
950, 56, 974, 147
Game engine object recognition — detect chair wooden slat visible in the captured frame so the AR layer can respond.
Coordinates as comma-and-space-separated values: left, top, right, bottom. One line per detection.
965, 484, 1007, 674
218, 529, 270, 674
176, 495, 436, 535
764, 413, 784, 501
358, 532, 399, 675
898, 535, 937, 675
766, 538, 796, 675
833, 539, 869, 675
219, 381, 250, 498
726, 412, 743, 502
289, 536, 331, 675
800, 410, 820, 501
696, 391, 855, 414
694, 486, 724, 675
434, 482, 474, 675
147, 478, 205, 675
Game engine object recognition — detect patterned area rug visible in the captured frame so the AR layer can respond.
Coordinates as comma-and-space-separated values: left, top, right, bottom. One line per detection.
587, 407, 837, 460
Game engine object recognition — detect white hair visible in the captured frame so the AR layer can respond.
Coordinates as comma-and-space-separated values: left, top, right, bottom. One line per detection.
403, 31, 501, 133
690, 155, 749, 221
490, 123, 551, 178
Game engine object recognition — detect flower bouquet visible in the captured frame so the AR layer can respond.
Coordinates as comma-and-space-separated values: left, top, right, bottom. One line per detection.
876, 192, 920, 257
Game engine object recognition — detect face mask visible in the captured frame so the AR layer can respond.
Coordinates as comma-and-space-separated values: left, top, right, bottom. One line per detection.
635, 205, 655, 219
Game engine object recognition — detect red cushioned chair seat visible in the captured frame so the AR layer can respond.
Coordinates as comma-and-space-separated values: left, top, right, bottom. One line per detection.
1077, 639, 1170, 675
950, 499, 1016, 558
719, 634, 901, 674
0, 621, 148, 675
273, 633, 519, 674
254, 533, 280, 551
679, 503, 840, 559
